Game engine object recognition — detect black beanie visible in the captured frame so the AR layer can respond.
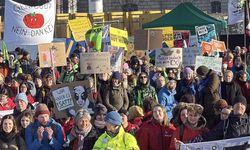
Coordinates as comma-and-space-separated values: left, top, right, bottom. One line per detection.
196, 66, 209, 76
233, 95, 247, 107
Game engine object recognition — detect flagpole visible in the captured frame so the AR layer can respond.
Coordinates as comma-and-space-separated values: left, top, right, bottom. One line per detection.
244, 0, 250, 48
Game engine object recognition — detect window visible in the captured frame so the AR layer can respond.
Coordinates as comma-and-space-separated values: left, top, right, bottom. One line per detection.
211, 1, 221, 13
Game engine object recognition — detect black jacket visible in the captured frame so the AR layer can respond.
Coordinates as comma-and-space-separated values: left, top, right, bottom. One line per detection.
221, 81, 243, 106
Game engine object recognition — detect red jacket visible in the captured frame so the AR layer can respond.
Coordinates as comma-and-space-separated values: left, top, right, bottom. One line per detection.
136, 121, 176, 150
0, 99, 15, 111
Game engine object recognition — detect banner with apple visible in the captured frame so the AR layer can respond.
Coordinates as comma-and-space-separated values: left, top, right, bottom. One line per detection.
4, 0, 56, 45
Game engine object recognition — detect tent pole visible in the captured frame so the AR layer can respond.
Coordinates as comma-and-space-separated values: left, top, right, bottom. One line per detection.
226, 25, 229, 51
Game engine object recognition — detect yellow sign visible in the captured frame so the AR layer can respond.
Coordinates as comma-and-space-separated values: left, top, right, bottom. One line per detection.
162, 27, 174, 48
109, 27, 128, 50
68, 18, 92, 42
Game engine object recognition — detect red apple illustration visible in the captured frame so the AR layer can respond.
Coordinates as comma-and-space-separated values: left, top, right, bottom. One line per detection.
88, 41, 95, 48
23, 12, 44, 28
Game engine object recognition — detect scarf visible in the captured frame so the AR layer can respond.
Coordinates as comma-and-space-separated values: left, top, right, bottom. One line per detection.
73, 124, 92, 150
0, 131, 16, 143
106, 126, 120, 138
94, 120, 106, 129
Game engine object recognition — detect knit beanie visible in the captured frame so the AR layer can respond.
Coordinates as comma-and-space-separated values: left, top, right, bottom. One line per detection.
74, 109, 91, 126
196, 66, 209, 76
94, 104, 107, 118
105, 111, 122, 126
35, 103, 50, 117
233, 95, 247, 107
15, 93, 28, 105
112, 71, 122, 81
183, 67, 193, 75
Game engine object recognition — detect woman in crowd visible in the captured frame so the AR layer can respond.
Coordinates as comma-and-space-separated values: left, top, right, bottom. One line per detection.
92, 103, 107, 136
0, 115, 26, 150
136, 104, 176, 150
170, 102, 188, 128
18, 111, 33, 140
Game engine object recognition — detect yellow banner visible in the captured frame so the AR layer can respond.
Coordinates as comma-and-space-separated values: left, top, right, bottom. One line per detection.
162, 27, 174, 48
109, 27, 128, 50
68, 18, 92, 42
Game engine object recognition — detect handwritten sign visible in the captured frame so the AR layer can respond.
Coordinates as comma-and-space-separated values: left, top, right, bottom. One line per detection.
110, 27, 128, 50
80, 52, 111, 74
38, 42, 67, 68
52, 87, 74, 111
155, 48, 182, 68
212, 40, 226, 52
182, 47, 201, 66
68, 18, 92, 42
195, 56, 222, 73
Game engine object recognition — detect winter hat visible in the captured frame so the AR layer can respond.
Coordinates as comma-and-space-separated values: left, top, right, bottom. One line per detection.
35, 103, 50, 117
196, 66, 209, 76
183, 67, 193, 75
105, 111, 122, 126
15, 93, 28, 105
112, 71, 122, 81
233, 95, 247, 107
74, 109, 91, 125
214, 99, 228, 111
94, 103, 107, 117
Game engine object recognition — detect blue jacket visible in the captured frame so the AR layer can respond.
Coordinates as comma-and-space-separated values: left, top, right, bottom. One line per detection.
158, 87, 177, 120
25, 118, 64, 150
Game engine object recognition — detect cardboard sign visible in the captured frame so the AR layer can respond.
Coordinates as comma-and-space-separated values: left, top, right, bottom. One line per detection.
162, 27, 174, 48
195, 56, 222, 73
174, 31, 190, 48
109, 27, 128, 50
134, 29, 163, 50
188, 35, 199, 47
201, 42, 213, 56
195, 24, 217, 46
68, 18, 92, 42
51, 81, 94, 119
182, 47, 202, 66
155, 48, 182, 68
38, 42, 67, 68
80, 52, 111, 74
108, 46, 124, 72
212, 40, 226, 52
4, 0, 56, 45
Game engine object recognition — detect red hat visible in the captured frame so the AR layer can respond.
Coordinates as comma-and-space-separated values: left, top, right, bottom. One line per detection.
35, 104, 50, 117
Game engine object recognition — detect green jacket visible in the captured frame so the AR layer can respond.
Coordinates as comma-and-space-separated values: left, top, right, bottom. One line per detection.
93, 127, 140, 150
59, 70, 75, 83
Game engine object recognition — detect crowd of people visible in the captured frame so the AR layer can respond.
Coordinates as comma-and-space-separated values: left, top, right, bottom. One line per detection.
0, 44, 250, 150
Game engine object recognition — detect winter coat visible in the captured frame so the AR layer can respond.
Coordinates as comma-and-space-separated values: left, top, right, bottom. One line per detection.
221, 81, 242, 106
175, 79, 198, 101
136, 121, 175, 150
69, 127, 98, 150
103, 84, 129, 112
0, 132, 26, 150
192, 113, 250, 142
169, 116, 208, 150
59, 70, 76, 83
93, 127, 140, 150
0, 99, 15, 111
158, 87, 177, 120
237, 81, 250, 111
25, 118, 64, 150
13, 104, 34, 125
124, 122, 139, 136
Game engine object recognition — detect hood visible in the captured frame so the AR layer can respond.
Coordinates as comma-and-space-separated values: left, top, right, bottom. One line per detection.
186, 115, 206, 129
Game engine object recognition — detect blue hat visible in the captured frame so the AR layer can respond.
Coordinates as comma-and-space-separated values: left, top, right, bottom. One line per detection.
15, 93, 28, 105
105, 111, 122, 126
112, 71, 122, 81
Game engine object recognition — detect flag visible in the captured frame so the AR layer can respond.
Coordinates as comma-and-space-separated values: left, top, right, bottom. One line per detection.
2, 41, 9, 62
228, 0, 244, 25
246, 0, 250, 35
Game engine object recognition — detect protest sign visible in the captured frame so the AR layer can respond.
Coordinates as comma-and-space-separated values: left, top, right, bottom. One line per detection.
201, 41, 213, 56
134, 29, 162, 50
0, 110, 13, 117
195, 56, 222, 73
51, 81, 94, 119
4, 0, 56, 45
85, 26, 103, 52
102, 25, 111, 52
80, 52, 111, 74
68, 18, 92, 42
228, 0, 244, 25
162, 27, 174, 48
181, 136, 250, 150
182, 47, 201, 66
188, 35, 198, 47
38, 42, 67, 68
195, 24, 217, 46
155, 48, 182, 68
174, 31, 190, 48
212, 40, 227, 52
108, 46, 124, 72
109, 27, 128, 50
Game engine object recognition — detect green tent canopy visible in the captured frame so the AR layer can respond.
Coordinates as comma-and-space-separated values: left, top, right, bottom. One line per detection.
143, 2, 227, 33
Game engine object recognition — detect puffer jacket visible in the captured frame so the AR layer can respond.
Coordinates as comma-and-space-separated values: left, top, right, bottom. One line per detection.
0, 133, 26, 150
169, 116, 208, 150
93, 127, 139, 150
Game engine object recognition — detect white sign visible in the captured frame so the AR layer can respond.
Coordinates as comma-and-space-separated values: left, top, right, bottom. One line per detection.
88, 0, 103, 14
0, 110, 14, 117
195, 56, 222, 73
181, 136, 250, 150
4, 0, 56, 45
228, 0, 244, 25
155, 48, 182, 68
196, 25, 208, 36
183, 47, 201, 66
52, 86, 74, 111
